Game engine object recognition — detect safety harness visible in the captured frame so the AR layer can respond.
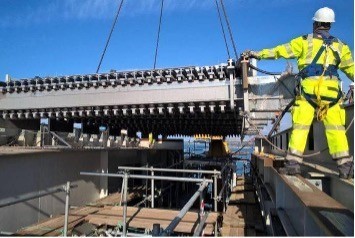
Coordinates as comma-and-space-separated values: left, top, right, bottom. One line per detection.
298, 34, 342, 121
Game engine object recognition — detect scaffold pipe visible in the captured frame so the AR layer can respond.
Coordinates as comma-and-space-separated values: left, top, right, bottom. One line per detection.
162, 180, 209, 236
80, 172, 213, 184
117, 166, 221, 175
0, 183, 77, 208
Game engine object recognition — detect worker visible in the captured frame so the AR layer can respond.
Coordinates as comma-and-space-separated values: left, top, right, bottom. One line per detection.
243, 7, 354, 178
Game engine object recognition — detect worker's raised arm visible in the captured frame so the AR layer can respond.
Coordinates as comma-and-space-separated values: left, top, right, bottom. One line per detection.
339, 44, 354, 81
256, 36, 304, 60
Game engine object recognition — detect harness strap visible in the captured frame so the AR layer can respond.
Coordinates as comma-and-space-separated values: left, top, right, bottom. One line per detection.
297, 34, 343, 121
301, 87, 342, 109
311, 45, 326, 64
299, 35, 340, 79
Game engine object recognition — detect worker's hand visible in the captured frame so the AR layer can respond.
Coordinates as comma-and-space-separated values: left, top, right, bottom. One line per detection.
242, 50, 260, 60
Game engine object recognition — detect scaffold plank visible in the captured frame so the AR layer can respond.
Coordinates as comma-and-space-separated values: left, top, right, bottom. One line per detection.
85, 206, 217, 235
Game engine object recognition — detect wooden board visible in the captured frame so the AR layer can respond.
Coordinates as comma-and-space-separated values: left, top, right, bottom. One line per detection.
85, 206, 217, 235
221, 178, 264, 236
15, 191, 218, 236
95, 206, 217, 224
89, 185, 149, 207
16, 206, 99, 236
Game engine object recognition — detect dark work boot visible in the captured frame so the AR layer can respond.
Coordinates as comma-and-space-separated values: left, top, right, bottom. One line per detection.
279, 160, 301, 175
338, 162, 354, 179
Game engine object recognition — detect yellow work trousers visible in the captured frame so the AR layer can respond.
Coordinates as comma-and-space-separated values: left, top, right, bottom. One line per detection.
288, 97, 349, 162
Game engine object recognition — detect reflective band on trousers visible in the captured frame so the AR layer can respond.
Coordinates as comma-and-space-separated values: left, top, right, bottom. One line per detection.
293, 123, 310, 130
288, 148, 304, 157
325, 124, 345, 131
331, 151, 350, 159
306, 34, 313, 64
335, 157, 353, 166
304, 75, 339, 81
283, 43, 295, 58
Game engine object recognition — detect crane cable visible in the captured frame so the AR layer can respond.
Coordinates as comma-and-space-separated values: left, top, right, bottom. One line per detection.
214, 0, 230, 59
96, 0, 125, 73
153, 0, 165, 69
219, 0, 238, 59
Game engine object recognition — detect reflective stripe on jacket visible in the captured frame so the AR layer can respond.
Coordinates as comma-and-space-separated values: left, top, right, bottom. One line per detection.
257, 34, 354, 81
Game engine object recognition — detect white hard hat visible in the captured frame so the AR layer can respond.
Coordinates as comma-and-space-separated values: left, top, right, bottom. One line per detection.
312, 7, 335, 23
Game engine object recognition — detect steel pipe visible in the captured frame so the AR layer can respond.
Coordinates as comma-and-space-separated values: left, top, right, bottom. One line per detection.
162, 180, 209, 236
213, 170, 218, 212
122, 172, 128, 237
151, 167, 155, 208
63, 181, 71, 237
0, 183, 76, 208
218, 178, 228, 202
80, 172, 213, 183
117, 166, 221, 175
193, 213, 209, 237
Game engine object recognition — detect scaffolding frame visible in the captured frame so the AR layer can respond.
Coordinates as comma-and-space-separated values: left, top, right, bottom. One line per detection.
80, 170, 217, 236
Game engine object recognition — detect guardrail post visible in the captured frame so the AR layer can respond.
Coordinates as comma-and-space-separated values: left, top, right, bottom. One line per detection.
152, 224, 161, 236
122, 171, 128, 237
63, 181, 70, 237
151, 166, 155, 208
199, 189, 204, 220
213, 170, 217, 212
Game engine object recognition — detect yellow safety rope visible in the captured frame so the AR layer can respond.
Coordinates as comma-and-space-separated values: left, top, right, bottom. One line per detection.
314, 45, 331, 121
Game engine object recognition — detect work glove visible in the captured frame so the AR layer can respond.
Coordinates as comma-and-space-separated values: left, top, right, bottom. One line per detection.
242, 50, 260, 60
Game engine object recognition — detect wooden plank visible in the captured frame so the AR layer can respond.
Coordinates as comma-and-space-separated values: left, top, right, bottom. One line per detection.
234, 184, 254, 192
71, 206, 100, 216
90, 192, 122, 206
16, 215, 83, 236
229, 191, 256, 204
16, 206, 99, 236
94, 206, 217, 224
220, 225, 230, 236
87, 215, 215, 235
44, 219, 84, 236
90, 186, 148, 207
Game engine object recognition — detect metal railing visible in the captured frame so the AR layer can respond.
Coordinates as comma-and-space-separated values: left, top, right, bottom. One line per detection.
0, 181, 75, 236
117, 165, 223, 211
80, 171, 214, 236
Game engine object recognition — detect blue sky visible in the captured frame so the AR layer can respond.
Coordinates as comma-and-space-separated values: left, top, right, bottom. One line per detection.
0, 0, 353, 84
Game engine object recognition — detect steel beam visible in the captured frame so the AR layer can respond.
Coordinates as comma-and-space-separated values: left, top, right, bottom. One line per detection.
0, 61, 296, 137
252, 154, 354, 236
0, 81, 232, 111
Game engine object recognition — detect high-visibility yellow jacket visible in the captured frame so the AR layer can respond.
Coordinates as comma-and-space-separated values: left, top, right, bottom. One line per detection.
257, 34, 354, 81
